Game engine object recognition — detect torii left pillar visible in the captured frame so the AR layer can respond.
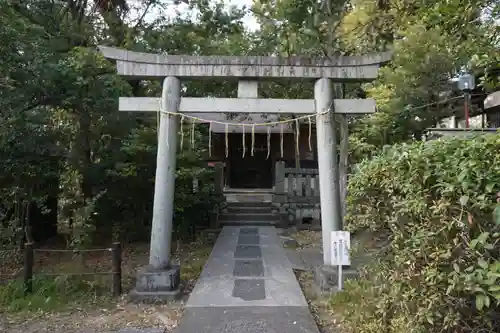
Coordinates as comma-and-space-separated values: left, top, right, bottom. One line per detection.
130, 77, 181, 301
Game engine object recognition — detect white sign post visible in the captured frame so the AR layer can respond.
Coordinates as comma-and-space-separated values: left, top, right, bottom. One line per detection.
330, 231, 351, 291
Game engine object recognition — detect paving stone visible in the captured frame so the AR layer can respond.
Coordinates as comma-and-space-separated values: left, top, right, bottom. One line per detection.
172, 306, 319, 333
233, 259, 264, 277
237, 234, 260, 245
117, 328, 164, 333
232, 279, 266, 301
234, 245, 262, 258
239, 227, 259, 235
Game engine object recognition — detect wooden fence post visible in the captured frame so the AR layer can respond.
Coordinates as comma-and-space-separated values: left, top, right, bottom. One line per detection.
23, 242, 33, 296
112, 242, 122, 297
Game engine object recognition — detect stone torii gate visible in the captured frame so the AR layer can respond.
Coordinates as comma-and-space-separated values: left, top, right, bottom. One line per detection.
99, 46, 390, 299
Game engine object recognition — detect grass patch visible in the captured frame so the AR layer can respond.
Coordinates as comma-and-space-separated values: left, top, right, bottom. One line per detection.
181, 245, 213, 281
294, 270, 342, 333
0, 275, 113, 312
178, 231, 218, 292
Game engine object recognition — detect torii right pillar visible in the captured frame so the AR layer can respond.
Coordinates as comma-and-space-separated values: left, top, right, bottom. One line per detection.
315, 78, 342, 265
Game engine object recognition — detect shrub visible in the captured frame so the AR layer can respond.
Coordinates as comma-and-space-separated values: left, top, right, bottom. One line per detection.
331, 134, 500, 333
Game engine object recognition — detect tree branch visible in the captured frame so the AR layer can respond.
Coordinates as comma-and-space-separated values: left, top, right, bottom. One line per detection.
133, 0, 155, 30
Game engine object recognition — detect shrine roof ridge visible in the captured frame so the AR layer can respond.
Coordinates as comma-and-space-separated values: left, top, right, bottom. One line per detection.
98, 46, 392, 67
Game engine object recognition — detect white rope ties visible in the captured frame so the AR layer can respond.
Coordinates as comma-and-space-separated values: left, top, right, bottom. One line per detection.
308, 115, 312, 151
242, 124, 246, 158
295, 118, 300, 160
280, 123, 284, 158
165, 112, 170, 148
208, 122, 212, 157
153, 101, 334, 159
156, 109, 160, 140
180, 115, 185, 151
251, 124, 255, 157
190, 120, 195, 149
225, 123, 229, 158
266, 126, 271, 160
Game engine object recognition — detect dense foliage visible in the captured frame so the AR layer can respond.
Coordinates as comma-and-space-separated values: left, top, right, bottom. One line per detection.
0, 0, 237, 248
344, 0, 500, 144
333, 135, 500, 333
1, 0, 500, 326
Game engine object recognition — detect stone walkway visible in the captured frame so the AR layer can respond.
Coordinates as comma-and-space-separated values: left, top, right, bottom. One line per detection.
173, 226, 319, 333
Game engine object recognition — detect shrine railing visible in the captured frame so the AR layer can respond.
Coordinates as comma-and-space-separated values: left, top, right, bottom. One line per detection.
274, 161, 320, 203
274, 161, 321, 227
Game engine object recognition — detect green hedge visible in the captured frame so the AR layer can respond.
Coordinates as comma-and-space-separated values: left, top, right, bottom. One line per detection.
332, 134, 500, 333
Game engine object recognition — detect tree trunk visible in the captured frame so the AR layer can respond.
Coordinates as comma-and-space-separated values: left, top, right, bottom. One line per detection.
76, 110, 93, 202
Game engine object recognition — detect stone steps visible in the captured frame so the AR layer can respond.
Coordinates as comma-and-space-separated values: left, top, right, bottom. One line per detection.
220, 202, 280, 227
220, 220, 280, 227
224, 201, 275, 207
219, 213, 280, 222
224, 191, 273, 203
226, 205, 274, 213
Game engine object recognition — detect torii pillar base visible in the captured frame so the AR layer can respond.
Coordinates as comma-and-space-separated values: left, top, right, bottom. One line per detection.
312, 265, 358, 297
129, 265, 181, 303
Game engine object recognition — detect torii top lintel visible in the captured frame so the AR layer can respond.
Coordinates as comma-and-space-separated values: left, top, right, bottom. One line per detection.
98, 46, 392, 81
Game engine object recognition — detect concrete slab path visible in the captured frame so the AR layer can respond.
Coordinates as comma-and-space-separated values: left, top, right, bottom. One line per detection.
173, 226, 320, 333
